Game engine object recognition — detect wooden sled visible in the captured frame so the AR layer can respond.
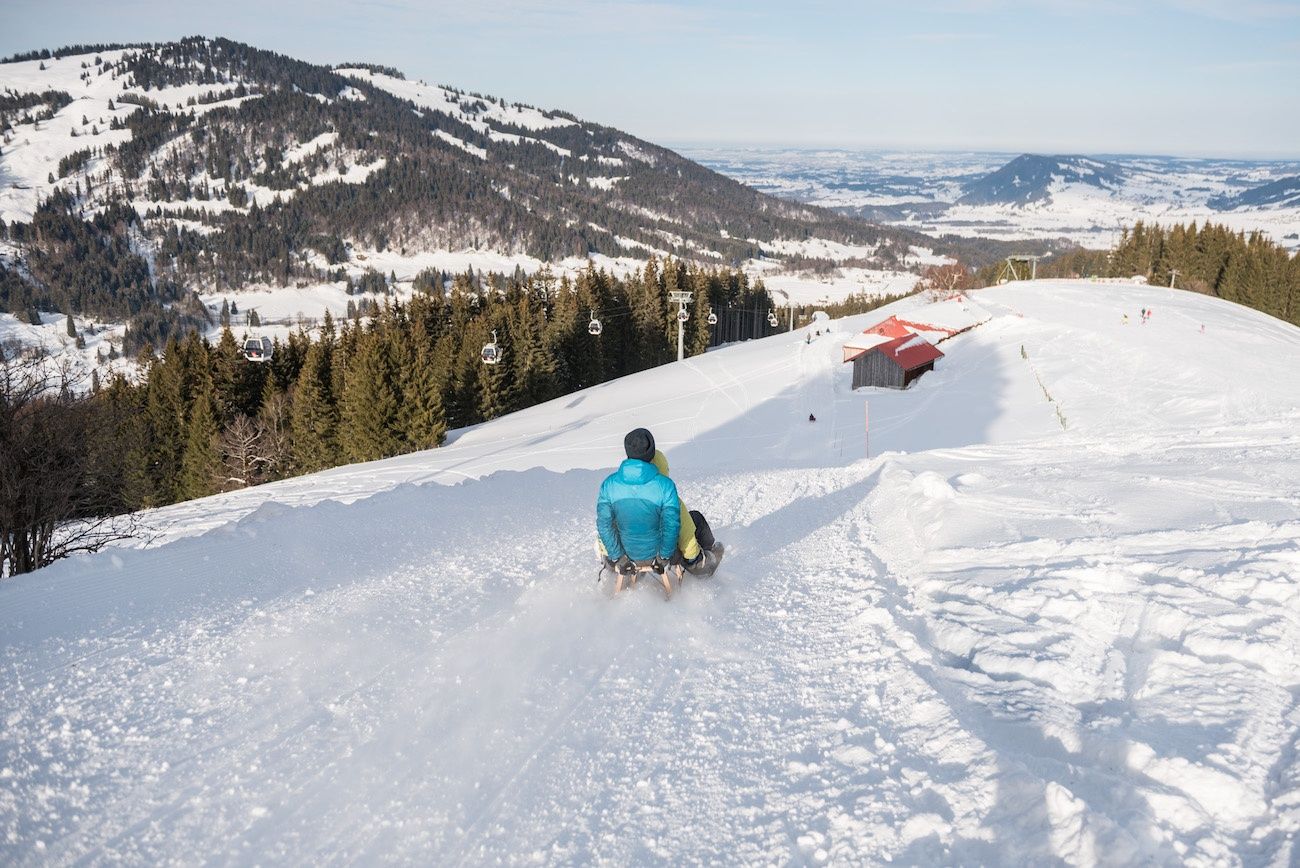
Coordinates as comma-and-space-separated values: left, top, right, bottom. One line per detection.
612, 558, 685, 600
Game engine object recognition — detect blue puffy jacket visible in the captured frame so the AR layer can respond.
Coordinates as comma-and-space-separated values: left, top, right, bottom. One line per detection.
596, 459, 681, 561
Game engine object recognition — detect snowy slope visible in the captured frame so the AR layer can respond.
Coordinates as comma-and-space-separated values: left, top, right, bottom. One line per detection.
0, 50, 256, 224
3, 282, 1300, 865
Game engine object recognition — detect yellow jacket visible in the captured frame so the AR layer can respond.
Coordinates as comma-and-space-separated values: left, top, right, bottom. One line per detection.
650, 450, 700, 560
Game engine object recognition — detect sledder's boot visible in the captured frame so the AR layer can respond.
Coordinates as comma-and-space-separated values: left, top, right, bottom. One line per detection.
685, 542, 724, 578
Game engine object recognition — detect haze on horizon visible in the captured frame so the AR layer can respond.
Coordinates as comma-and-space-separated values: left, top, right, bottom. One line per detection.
3, 0, 1299, 160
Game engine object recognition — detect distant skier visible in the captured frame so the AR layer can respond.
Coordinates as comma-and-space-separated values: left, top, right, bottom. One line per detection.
806, 334, 812, 345
1122, 313, 1129, 325
809, 413, 816, 422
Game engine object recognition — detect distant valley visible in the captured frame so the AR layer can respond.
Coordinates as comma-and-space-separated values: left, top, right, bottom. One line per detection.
685, 147, 1300, 253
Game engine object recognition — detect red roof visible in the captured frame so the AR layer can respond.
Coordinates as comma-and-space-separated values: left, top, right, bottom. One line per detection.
865, 334, 944, 371
893, 317, 960, 338
865, 316, 914, 338
843, 314, 962, 365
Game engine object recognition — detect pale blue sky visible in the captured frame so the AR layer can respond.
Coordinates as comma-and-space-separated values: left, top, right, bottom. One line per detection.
4, 0, 1299, 157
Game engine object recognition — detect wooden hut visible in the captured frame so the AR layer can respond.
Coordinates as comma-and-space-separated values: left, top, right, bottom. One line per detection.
844, 333, 943, 389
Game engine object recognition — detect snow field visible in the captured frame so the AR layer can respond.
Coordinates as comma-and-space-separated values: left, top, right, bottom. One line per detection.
334, 69, 577, 135
0, 50, 263, 224
2, 281, 1299, 863
0, 309, 135, 385
865, 426, 1300, 863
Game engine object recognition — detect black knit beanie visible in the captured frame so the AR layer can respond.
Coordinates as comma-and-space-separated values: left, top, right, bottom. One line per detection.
624, 428, 656, 462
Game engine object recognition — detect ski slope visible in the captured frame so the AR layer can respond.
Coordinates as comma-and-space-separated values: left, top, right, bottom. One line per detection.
3, 281, 1300, 865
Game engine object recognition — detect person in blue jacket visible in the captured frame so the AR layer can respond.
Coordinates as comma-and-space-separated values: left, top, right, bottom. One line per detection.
597, 428, 681, 569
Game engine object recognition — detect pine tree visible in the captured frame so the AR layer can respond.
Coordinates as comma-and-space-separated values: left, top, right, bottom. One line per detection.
212, 327, 244, 420
289, 341, 340, 473
440, 291, 478, 428
321, 308, 337, 344
140, 340, 186, 505
400, 319, 447, 450
179, 387, 221, 499
509, 287, 558, 406
630, 258, 668, 373
338, 332, 404, 462
474, 314, 520, 422
562, 268, 602, 391
687, 270, 711, 357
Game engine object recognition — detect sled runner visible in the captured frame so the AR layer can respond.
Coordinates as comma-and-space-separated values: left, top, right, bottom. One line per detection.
614, 558, 683, 600
599, 542, 724, 600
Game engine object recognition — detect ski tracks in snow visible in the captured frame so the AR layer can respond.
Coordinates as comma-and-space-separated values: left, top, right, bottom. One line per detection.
858, 424, 1300, 865
6, 284, 1300, 864
4, 429, 1299, 864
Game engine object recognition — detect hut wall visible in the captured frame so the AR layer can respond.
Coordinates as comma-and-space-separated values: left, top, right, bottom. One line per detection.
852, 351, 905, 388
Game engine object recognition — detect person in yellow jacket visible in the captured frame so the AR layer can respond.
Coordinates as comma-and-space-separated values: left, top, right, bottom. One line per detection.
649, 448, 706, 564
600, 428, 722, 577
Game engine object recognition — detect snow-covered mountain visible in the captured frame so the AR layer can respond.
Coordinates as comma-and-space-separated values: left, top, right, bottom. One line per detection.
688, 146, 1300, 252
957, 154, 1128, 206
3, 280, 1298, 864
0, 39, 887, 257
0, 39, 927, 377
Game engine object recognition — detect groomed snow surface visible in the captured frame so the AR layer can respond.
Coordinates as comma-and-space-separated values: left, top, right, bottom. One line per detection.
3, 281, 1300, 865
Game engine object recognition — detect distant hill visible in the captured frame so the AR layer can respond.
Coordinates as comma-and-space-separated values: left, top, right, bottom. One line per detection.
0, 37, 914, 344
1210, 175, 1300, 210
958, 154, 1127, 206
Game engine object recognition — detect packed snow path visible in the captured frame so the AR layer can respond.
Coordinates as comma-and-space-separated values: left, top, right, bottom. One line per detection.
3, 282, 1300, 865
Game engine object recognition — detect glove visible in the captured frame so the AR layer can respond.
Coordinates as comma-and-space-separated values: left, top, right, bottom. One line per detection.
615, 555, 634, 574
651, 558, 666, 575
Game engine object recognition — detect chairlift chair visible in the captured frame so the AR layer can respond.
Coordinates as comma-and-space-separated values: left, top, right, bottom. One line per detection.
481, 330, 501, 365
707, 310, 718, 325
677, 308, 690, 323
767, 310, 779, 327
242, 336, 273, 362
588, 310, 603, 336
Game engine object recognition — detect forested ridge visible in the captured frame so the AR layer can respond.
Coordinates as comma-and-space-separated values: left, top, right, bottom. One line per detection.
1, 36, 919, 349
1, 258, 909, 575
